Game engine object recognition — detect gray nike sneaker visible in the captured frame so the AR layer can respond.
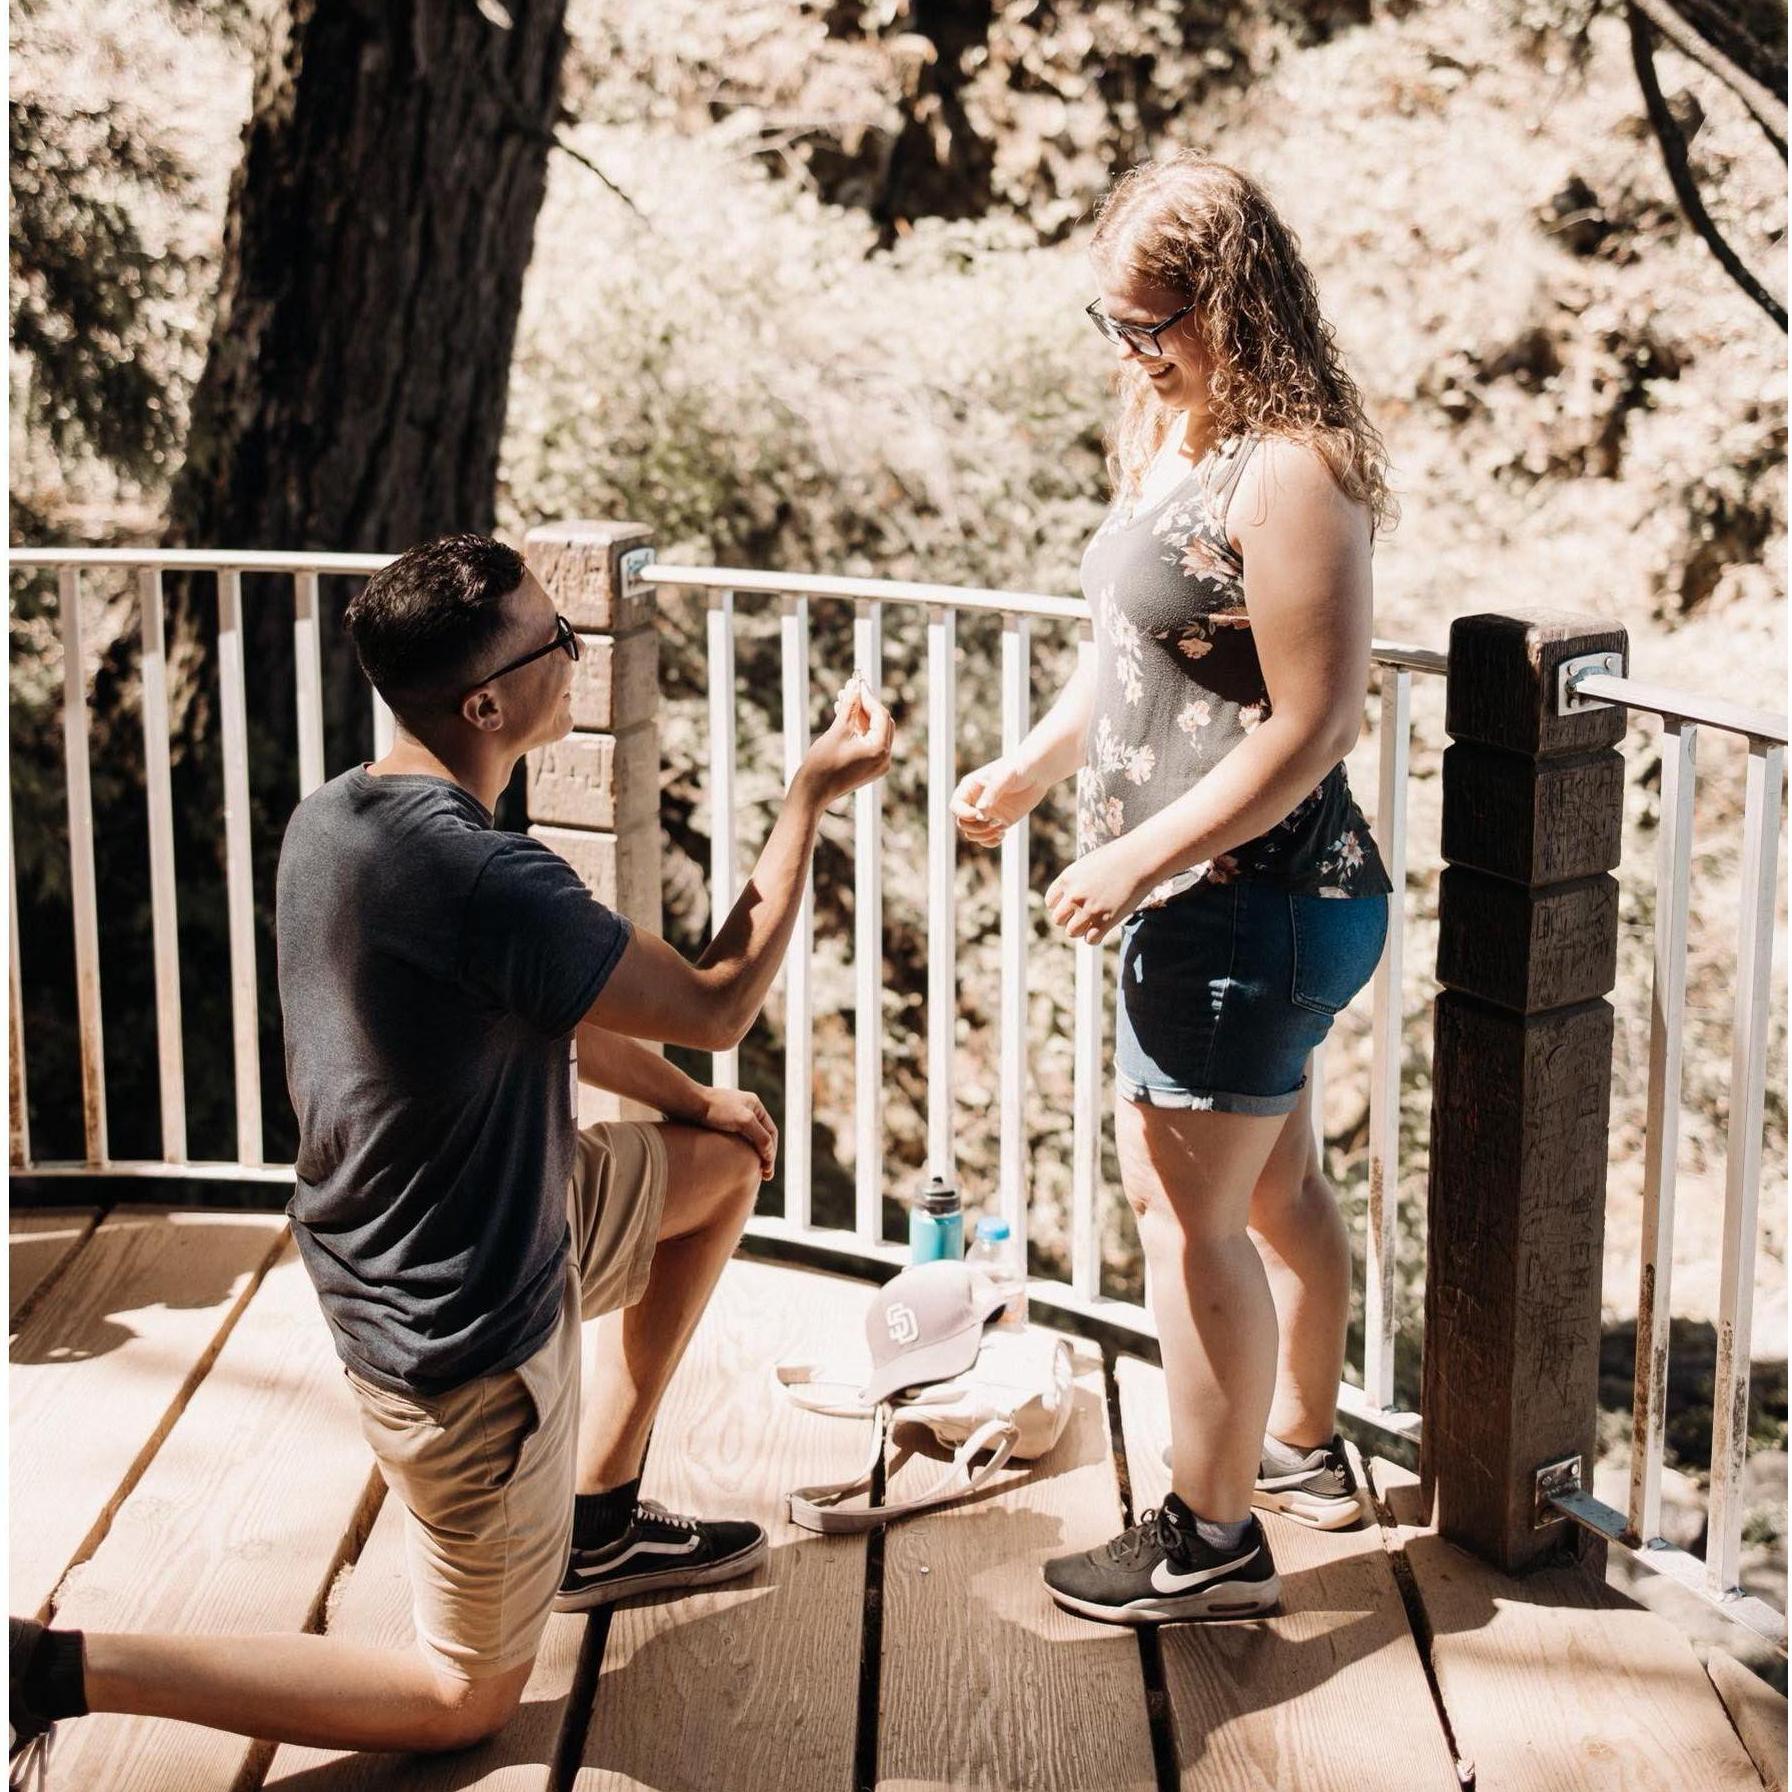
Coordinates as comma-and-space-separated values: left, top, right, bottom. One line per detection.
1158, 1433, 1366, 1531
1044, 1504, 1280, 1625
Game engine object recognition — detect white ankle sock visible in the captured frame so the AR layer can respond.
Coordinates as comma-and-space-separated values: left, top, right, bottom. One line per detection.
1192, 1514, 1251, 1551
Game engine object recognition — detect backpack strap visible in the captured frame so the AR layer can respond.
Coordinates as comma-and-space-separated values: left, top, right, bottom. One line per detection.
787, 1412, 1019, 1535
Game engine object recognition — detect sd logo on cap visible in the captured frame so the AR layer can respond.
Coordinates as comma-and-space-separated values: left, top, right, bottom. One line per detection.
861, 1260, 1021, 1405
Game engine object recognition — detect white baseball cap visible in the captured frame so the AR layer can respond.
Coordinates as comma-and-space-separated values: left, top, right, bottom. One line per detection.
861, 1260, 1020, 1405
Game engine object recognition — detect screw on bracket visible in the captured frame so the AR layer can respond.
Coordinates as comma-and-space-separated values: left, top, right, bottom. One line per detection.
1532, 1453, 1584, 1528
1556, 649, 1625, 717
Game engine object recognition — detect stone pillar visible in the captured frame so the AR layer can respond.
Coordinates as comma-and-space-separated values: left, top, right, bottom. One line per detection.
1421, 609, 1628, 1573
523, 521, 660, 1124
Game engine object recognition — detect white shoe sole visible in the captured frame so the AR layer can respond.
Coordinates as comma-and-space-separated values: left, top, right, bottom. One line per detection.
1251, 1486, 1366, 1531
1045, 1571, 1281, 1626
552, 1533, 768, 1611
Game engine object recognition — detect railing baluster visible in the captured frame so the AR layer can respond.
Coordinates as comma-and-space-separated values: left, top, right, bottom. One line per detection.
854, 599, 884, 1244
1631, 717, 1697, 1542
781, 593, 814, 1229
293, 571, 327, 798
217, 570, 263, 1167
707, 588, 739, 1091
1072, 939, 1104, 1302
1070, 624, 1102, 1302
372, 690, 396, 760
138, 569, 187, 1163
9, 815, 29, 1169
1365, 665, 1411, 1409
927, 604, 956, 1181
58, 568, 107, 1163
999, 613, 1031, 1263
1706, 736, 1785, 1594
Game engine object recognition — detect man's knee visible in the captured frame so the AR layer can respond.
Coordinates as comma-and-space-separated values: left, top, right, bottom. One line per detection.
714, 1133, 759, 1225
414, 1657, 529, 1751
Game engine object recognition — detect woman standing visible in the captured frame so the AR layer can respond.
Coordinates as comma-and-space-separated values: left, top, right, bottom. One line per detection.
952, 154, 1395, 1624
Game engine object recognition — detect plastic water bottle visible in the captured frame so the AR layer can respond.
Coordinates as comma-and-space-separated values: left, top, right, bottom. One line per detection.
967, 1216, 1028, 1330
909, 1176, 964, 1263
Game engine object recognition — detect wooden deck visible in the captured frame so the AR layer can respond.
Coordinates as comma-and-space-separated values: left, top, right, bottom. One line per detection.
10, 1204, 1786, 1792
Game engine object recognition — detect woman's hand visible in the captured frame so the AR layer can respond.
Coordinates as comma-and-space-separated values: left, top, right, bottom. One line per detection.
698, 1088, 778, 1180
949, 757, 1046, 848
1045, 840, 1155, 946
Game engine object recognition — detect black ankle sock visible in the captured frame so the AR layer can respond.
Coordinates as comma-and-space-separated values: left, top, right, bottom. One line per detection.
24, 1626, 88, 1720
573, 1475, 641, 1549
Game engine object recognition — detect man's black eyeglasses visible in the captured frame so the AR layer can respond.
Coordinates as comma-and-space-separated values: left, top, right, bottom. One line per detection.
1085, 297, 1197, 358
465, 613, 579, 695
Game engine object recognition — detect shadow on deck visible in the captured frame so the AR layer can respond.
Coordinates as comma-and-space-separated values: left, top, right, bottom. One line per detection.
9, 1204, 1785, 1791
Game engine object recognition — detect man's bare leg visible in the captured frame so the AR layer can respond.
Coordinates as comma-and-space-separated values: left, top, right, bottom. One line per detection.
76, 1632, 532, 1753
574, 1123, 760, 1495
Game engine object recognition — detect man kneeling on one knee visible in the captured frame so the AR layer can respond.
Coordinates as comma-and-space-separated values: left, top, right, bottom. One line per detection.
10, 533, 894, 1762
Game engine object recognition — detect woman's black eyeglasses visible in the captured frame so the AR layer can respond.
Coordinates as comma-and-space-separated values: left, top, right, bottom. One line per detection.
465, 613, 579, 695
1084, 297, 1196, 358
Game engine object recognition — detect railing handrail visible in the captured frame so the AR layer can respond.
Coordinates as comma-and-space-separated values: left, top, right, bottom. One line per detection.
15, 547, 1788, 746
8, 548, 396, 575
1571, 670, 1789, 748
641, 561, 1453, 676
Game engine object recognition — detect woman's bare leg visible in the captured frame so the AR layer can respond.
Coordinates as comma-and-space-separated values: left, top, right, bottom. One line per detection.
1247, 1064, 1353, 1452
1118, 1096, 1286, 1522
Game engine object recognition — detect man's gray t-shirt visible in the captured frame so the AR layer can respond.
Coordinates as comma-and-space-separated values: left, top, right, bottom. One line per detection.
275, 767, 632, 1396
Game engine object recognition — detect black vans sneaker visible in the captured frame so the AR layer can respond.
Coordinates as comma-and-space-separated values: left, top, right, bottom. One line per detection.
553, 1499, 767, 1611
1043, 1505, 1279, 1625
1159, 1433, 1365, 1531
1251, 1433, 1364, 1531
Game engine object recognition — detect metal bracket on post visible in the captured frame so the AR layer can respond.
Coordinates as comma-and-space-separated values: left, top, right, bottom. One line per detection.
1533, 1453, 1584, 1528
1556, 650, 1624, 716
619, 546, 656, 605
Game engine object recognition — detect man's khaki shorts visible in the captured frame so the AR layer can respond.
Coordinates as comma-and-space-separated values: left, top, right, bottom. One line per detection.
343, 1122, 668, 1680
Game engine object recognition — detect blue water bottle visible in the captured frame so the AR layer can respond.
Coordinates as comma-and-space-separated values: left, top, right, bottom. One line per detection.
909, 1175, 964, 1262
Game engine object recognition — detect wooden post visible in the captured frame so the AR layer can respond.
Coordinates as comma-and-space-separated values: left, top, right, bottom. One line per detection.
1422, 609, 1628, 1574
523, 521, 661, 1125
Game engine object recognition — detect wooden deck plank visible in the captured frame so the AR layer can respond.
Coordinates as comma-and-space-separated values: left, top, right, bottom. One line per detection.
877, 1335, 1159, 1792
45, 1236, 384, 1792
9, 1205, 288, 1619
9, 1204, 99, 1326
575, 1257, 876, 1792
1706, 1650, 1788, 1792
1116, 1358, 1459, 1791
263, 1494, 591, 1791
1367, 1458, 1767, 1792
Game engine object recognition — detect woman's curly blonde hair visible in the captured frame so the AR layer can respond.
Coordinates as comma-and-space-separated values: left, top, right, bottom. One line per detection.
1090, 153, 1396, 535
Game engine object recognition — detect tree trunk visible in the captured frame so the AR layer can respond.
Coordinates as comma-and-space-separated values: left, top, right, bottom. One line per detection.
52, 0, 571, 1166
171, 0, 568, 555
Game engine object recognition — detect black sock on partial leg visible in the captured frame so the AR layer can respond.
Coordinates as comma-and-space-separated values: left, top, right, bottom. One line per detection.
24, 1626, 88, 1719
573, 1476, 641, 1549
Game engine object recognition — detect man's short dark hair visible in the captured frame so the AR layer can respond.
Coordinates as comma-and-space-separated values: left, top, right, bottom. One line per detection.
345, 533, 526, 715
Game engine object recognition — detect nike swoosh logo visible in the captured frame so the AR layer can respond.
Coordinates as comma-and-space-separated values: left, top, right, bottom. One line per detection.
1150, 1546, 1258, 1594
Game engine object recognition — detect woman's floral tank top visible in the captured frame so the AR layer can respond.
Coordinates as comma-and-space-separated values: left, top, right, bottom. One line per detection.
1076, 432, 1393, 910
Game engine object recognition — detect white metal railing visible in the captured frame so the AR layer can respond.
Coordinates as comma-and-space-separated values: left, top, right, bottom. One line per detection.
8, 549, 400, 1173
10, 544, 1786, 1647
1551, 663, 1787, 1645
641, 559, 1445, 1446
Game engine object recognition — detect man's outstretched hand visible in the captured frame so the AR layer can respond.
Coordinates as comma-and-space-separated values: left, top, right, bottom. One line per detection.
796, 676, 895, 809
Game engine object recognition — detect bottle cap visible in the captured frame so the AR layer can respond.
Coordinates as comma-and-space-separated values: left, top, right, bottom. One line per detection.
975, 1217, 1011, 1241
917, 1175, 960, 1215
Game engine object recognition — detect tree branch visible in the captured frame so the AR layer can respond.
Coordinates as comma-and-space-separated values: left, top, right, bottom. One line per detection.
1629, 0, 1786, 157
1626, 3, 1787, 331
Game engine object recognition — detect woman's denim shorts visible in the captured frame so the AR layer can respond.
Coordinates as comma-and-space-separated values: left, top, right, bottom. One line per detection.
1115, 880, 1390, 1116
